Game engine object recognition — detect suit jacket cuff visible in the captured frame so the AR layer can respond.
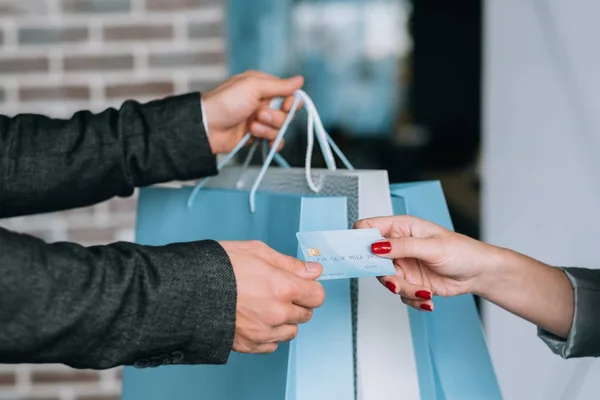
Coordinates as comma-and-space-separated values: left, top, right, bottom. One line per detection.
131, 240, 236, 368
182, 240, 237, 364
128, 92, 217, 186
538, 267, 600, 358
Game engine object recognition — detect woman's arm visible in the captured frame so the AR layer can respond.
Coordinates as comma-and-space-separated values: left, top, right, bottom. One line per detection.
0, 93, 216, 218
357, 215, 600, 358
473, 249, 574, 339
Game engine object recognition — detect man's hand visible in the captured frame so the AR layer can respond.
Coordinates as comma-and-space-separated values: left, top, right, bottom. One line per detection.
202, 71, 304, 154
219, 240, 325, 354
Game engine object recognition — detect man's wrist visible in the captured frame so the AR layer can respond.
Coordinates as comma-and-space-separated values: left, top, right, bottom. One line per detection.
200, 95, 209, 137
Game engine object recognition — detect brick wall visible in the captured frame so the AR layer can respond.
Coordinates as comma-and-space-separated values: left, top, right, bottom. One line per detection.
0, 0, 228, 399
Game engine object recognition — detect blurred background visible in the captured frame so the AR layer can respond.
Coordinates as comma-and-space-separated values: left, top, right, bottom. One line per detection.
1, 0, 598, 399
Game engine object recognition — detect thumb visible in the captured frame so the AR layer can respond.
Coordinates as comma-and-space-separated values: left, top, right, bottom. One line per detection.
255, 75, 304, 99
276, 253, 322, 280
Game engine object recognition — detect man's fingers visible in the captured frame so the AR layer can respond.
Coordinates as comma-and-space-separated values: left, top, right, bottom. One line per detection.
288, 277, 325, 309
257, 109, 292, 130
282, 96, 303, 112
270, 139, 285, 152
273, 252, 323, 280
271, 325, 299, 343
253, 75, 304, 99
253, 343, 279, 354
283, 305, 313, 325
249, 122, 279, 141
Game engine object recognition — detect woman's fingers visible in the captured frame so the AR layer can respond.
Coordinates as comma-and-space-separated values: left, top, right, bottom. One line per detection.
355, 215, 445, 238
371, 236, 442, 263
378, 275, 432, 301
401, 296, 434, 312
378, 275, 435, 312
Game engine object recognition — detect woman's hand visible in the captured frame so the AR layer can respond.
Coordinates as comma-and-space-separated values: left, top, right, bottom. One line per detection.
355, 215, 574, 339
354, 215, 505, 312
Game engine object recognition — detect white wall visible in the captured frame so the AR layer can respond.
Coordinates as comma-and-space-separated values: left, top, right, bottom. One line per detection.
483, 0, 600, 399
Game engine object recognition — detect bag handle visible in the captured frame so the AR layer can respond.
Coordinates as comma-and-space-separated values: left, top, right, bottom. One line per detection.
187, 90, 354, 211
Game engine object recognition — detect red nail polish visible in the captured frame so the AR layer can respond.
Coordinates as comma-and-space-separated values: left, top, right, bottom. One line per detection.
420, 304, 433, 312
372, 241, 391, 255
416, 290, 432, 300
385, 281, 397, 294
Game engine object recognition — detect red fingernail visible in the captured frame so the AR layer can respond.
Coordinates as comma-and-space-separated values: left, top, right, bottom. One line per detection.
385, 281, 397, 294
416, 290, 432, 300
420, 304, 433, 312
372, 241, 391, 255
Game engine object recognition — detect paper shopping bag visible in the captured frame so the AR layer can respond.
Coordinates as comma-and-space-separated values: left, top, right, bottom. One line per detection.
390, 181, 503, 400
196, 166, 421, 400
121, 187, 354, 400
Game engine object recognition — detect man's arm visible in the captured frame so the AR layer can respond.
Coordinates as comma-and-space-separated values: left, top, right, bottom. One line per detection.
0, 226, 236, 369
0, 93, 216, 218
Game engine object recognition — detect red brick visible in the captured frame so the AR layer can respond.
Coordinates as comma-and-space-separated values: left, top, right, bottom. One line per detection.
189, 79, 220, 93
188, 21, 223, 38
62, 0, 131, 14
19, 85, 90, 102
19, 27, 89, 45
0, 372, 16, 386
0, 56, 48, 74
105, 81, 174, 99
149, 50, 225, 68
145, 0, 219, 11
64, 54, 134, 71
0, 0, 49, 15
31, 370, 100, 383
104, 24, 173, 41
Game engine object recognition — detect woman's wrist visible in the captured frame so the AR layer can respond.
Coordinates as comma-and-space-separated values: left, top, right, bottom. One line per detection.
470, 245, 520, 299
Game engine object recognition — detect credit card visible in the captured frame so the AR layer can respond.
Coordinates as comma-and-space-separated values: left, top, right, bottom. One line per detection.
296, 229, 396, 280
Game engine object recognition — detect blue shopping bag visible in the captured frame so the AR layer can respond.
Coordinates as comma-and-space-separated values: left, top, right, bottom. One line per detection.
121, 186, 355, 400
390, 181, 503, 400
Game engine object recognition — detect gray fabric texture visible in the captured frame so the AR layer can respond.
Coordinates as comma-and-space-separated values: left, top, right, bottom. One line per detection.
538, 267, 600, 358
0, 93, 237, 369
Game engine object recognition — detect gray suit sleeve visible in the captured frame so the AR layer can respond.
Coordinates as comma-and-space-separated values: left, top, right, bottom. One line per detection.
0, 228, 236, 369
0, 92, 217, 218
538, 267, 600, 358
0, 93, 237, 368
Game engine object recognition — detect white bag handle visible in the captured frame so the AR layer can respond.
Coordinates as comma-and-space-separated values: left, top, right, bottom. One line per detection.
187, 90, 354, 211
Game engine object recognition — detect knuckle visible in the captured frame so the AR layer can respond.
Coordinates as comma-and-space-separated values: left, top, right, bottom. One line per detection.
287, 326, 299, 341
253, 329, 273, 345
263, 343, 278, 354
353, 219, 367, 229
312, 283, 326, 306
249, 240, 270, 255
285, 256, 298, 273
248, 240, 264, 248
301, 308, 313, 323
275, 279, 296, 301
267, 305, 288, 326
